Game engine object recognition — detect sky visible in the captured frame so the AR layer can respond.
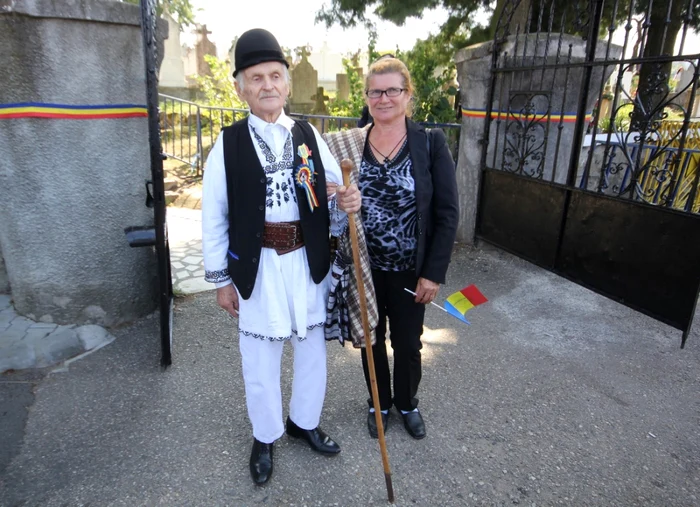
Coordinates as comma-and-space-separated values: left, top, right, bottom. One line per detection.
187, 0, 460, 57
185, 0, 699, 60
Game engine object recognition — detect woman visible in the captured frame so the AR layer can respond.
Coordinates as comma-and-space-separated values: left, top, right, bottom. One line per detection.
324, 56, 459, 440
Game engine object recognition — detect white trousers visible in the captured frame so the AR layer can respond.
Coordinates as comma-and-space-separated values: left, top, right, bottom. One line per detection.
239, 326, 328, 444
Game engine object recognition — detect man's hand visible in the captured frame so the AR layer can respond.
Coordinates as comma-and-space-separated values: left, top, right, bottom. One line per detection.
414, 277, 439, 305
336, 184, 361, 214
217, 284, 239, 317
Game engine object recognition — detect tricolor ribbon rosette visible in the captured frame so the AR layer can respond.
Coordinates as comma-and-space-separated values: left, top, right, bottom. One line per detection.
295, 143, 319, 212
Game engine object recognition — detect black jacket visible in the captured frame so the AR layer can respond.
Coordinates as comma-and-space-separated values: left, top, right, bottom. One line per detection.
405, 118, 459, 284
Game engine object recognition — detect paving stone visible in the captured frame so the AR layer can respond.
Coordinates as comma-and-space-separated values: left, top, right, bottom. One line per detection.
1, 328, 28, 343
182, 255, 203, 264
7, 318, 32, 335
0, 294, 11, 311
34, 328, 83, 368
193, 270, 205, 278
0, 308, 16, 326
185, 265, 200, 272
30, 323, 58, 330
22, 328, 53, 344
175, 278, 212, 295
0, 318, 32, 343
171, 261, 185, 270
75, 325, 114, 351
0, 342, 36, 373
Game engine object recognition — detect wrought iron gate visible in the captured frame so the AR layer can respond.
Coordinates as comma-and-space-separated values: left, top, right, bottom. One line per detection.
478, 0, 700, 346
137, 0, 173, 365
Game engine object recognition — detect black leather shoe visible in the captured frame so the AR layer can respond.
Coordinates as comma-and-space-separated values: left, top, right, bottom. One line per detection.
367, 410, 389, 439
286, 417, 341, 455
249, 438, 273, 485
401, 410, 426, 439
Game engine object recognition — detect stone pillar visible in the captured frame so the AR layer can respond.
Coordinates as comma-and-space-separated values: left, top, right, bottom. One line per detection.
454, 41, 493, 245
0, 0, 165, 326
336, 74, 349, 101
290, 54, 318, 114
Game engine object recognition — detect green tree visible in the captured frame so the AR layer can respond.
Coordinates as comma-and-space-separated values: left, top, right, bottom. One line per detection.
121, 0, 196, 28
317, 0, 495, 62
319, 0, 700, 129
316, 1, 490, 123
397, 37, 458, 123
196, 55, 245, 111
328, 53, 367, 118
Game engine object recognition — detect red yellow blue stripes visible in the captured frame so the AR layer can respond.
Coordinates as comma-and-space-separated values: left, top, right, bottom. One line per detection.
444, 284, 488, 324
0, 102, 148, 120
461, 107, 591, 123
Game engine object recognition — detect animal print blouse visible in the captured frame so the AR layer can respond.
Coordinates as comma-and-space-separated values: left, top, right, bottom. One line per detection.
360, 138, 418, 272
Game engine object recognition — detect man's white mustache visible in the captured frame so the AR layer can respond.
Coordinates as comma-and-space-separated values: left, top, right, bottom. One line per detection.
260, 94, 280, 99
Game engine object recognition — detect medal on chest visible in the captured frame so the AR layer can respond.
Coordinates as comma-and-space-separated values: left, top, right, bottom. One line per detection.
294, 143, 319, 212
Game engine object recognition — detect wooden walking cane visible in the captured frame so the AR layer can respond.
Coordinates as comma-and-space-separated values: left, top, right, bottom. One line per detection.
341, 159, 395, 503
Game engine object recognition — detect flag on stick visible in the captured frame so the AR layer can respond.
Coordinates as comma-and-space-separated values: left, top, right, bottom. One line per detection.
444, 285, 488, 324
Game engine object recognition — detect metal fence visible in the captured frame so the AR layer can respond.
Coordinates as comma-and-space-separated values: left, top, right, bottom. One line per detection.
158, 94, 461, 175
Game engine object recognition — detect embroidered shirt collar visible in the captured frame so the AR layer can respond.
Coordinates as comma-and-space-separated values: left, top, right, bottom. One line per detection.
248, 110, 294, 135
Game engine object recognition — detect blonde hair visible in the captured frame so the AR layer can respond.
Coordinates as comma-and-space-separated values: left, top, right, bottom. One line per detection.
365, 56, 414, 118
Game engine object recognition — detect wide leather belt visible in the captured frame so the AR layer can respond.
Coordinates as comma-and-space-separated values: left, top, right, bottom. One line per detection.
262, 221, 304, 255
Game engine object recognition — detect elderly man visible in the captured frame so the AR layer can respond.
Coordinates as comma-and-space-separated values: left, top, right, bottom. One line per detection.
202, 28, 361, 486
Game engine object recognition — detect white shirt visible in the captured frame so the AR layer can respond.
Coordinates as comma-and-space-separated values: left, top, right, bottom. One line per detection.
201, 111, 346, 340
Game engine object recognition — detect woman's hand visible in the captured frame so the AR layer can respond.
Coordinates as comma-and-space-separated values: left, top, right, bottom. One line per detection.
336, 184, 361, 214
414, 277, 439, 305
326, 181, 338, 198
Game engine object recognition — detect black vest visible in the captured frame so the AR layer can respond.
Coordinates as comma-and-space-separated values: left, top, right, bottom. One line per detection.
222, 118, 331, 300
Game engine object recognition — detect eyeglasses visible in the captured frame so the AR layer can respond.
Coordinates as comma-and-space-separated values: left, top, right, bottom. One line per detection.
366, 88, 406, 99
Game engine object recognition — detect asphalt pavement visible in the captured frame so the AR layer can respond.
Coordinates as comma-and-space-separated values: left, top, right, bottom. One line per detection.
1, 243, 699, 506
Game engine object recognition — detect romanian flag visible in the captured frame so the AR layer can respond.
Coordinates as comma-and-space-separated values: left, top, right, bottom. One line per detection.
444, 285, 488, 324
0, 102, 148, 120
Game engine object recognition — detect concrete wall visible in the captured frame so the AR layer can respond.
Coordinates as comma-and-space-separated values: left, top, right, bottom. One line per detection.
0, 0, 165, 326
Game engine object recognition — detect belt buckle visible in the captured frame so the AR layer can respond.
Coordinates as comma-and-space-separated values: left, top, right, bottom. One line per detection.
285, 223, 297, 249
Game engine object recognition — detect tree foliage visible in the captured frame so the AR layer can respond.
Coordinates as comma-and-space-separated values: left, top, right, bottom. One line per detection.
319, 0, 699, 128
196, 55, 245, 111
121, 0, 196, 28
317, 0, 495, 58
327, 54, 367, 118
316, 0, 493, 123
397, 37, 458, 123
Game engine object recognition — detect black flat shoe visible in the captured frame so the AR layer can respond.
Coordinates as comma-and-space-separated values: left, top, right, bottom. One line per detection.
367, 410, 389, 439
286, 417, 341, 455
401, 410, 426, 440
249, 438, 274, 485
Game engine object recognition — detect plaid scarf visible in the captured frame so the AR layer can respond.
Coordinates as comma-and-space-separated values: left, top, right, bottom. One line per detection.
323, 126, 378, 348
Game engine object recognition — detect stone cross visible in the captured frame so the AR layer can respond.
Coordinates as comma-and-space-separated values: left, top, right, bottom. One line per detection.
311, 86, 329, 115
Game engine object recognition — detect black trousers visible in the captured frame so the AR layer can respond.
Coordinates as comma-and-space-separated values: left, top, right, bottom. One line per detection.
361, 269, 425, 412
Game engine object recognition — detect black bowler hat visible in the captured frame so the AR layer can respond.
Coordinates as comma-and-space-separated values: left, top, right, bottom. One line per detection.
233, 28, 289, 77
